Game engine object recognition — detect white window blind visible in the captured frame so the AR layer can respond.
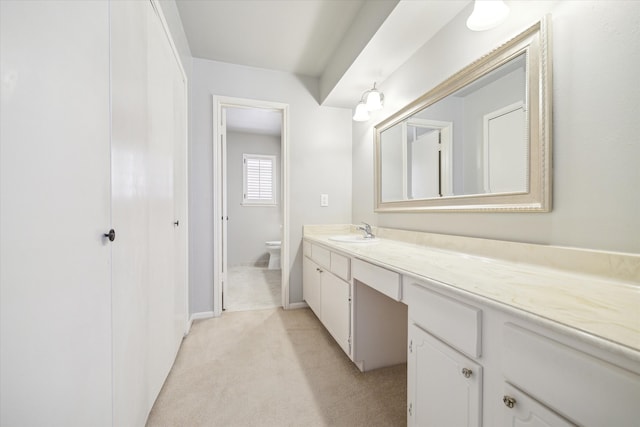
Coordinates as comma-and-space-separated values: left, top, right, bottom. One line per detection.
243, 154, 276, 205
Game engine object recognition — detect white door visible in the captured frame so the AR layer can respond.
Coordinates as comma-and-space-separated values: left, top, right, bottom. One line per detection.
0, 1, 113, 425
112, 1, 188, 423
109, 1, 189, 422
146, 2, 182, 407
484, 104, 527, 193
410, 129, 441, 199
172, 52, 189, 340
110, 1, 151, 425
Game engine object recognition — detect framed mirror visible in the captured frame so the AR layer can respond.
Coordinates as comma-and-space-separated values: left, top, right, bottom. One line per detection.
375, 17, 552, 212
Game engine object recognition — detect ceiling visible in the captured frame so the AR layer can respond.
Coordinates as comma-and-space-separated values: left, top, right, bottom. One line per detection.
176, 0, 471, 119
176, 0, 366, 78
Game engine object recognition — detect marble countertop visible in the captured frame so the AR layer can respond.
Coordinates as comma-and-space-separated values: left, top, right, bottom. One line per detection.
303, 225, 640, 358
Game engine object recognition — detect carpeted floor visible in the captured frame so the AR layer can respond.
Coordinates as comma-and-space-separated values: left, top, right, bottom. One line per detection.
146, 308, 407, 427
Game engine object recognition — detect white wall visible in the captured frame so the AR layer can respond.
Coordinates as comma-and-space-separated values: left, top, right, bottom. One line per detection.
353, 0, 640, 254
190, 59, 352, 314
226, 131, 282, 266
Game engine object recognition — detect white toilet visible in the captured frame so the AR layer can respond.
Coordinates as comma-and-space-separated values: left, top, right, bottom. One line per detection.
265, 241, 281, 270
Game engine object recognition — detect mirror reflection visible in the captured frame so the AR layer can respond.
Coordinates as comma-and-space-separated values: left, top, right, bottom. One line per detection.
380, 53, 527, 202
375, 17, 551, 212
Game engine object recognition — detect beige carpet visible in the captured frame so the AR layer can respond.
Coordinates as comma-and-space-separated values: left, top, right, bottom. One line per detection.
146, 308, 406, 427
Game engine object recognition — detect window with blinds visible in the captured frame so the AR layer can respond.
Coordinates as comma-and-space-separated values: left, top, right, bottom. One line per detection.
243, 154, 277, 205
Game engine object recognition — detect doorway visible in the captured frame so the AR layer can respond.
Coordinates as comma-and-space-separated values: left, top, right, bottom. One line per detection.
213, 97, 290, 316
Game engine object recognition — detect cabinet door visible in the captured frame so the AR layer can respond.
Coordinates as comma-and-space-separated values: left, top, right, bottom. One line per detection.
303, 256, 321, 316
501, 383, 576, 427
408, 324, 482, 427
321, 272, 350, 355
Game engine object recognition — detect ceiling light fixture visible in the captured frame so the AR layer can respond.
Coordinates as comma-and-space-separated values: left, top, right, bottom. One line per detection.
353, 82, 385, 122
466, 0, 509, 31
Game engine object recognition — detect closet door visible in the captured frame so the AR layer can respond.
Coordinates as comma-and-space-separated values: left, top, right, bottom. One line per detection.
112, 1, 188, 422
110, 1, 151, 426
146, 2, 185, 407
0, 1, 112, 426
172, 53, 189, 346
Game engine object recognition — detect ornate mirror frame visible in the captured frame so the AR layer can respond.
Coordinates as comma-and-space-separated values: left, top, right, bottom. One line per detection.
374, 17, 552, 212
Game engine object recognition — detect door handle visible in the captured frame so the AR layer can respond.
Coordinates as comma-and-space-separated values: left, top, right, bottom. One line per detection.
174, 220, 179, 227
104, 229, 116, 242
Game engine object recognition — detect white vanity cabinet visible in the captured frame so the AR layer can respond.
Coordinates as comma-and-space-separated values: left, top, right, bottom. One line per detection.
302, 242, 351, 355
406, 277, 640, 427
303, 227, 640, 426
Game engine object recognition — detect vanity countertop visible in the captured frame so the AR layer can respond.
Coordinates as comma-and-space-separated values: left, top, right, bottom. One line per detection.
303, 225, 640, 358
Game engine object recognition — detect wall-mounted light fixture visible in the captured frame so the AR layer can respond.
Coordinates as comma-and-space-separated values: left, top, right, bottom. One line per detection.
353, 82, 385, 122
466, 0, 509, 31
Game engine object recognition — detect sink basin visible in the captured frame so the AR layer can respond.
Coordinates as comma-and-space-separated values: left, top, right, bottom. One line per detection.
328, 235, 379, 243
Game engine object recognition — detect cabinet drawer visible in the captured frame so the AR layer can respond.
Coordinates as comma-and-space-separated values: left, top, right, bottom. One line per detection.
406, 283, 481, 358
501, 383, 575, 427
352, 258, 401, 301
311, 244, 330, 269
503, 323, 640, 426
330, 252, 350, 281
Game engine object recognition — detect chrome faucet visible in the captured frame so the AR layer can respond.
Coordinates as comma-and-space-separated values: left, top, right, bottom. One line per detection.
357, 222, 375, 239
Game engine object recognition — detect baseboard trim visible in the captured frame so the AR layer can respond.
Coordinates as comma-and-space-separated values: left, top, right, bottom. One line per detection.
287, 302, 309, 310
190, 311, 215, 322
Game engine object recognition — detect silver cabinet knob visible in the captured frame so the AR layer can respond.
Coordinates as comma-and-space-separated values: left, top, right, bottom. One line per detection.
503, 395, 516, 408
461, 368, 472, 378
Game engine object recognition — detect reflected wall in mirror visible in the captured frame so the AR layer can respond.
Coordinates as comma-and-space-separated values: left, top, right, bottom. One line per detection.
375, 17, 551, 212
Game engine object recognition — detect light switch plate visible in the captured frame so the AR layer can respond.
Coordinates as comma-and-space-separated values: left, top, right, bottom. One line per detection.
320, 194, 329, 207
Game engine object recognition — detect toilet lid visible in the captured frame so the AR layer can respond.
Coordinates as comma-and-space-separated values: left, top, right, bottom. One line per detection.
265, 241, 281, 246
